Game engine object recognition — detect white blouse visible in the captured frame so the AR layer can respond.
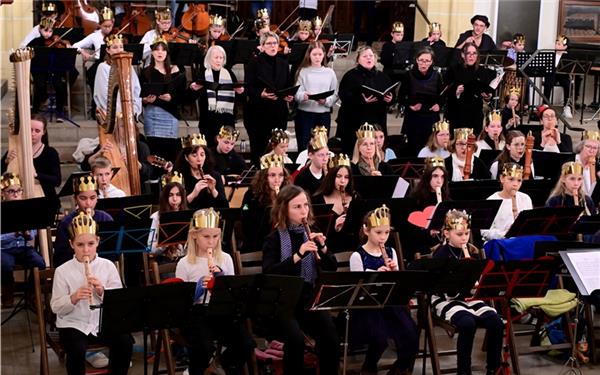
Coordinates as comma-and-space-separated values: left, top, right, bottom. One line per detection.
481, 191, 533, 241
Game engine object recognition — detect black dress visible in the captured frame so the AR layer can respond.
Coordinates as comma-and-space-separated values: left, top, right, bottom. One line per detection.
293, 166, 323, 196
209, 147, 246, 176
454, 30, 497, 53
182, 169, 229, 210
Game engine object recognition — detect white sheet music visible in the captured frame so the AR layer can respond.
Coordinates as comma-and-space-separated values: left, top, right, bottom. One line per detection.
566, 251, 600, 295
392, 177, 410, 198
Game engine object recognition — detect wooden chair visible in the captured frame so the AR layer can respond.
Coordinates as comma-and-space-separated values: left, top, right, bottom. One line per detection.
233, 250, 263, 276
228, 186, 248, 209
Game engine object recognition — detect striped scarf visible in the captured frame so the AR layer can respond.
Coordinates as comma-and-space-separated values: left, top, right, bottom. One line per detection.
205, 68, 235, 115
278, 225, 317, 284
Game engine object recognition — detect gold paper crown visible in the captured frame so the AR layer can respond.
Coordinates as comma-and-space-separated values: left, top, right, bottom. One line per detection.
255, 18, 269, 30
444, 209, 471, 231
191, 208, 220, 229
42, 2, 56, 13
328, 153, 351, 169
425, 156, 445, 169
260, 153, 285, 170
298, 20, 312, 32
256, 8, 269, 19
501, 163, 523, 178
74, 175, 98, 194
513, 35, 526, 44
313, 16, 322, 28
392, 21, 404, 33
181, 133, 207, 149
1, 173, 21, 190
432, 120, 449, 132
161, 171, 184, 188
557, 35, 568, 46
39, 17, 55, 29
151, 35, 168, 46
356, 123, 376, 139
270, 129, 289, 144
508, 86, 521, 97
310, 133, 328, 150
561, 161, 583, 176
454, 128, 473, 141
99, 7, 114, 23
154, 8, 171, 21
488, 110, 502, 123
105, 33, 123, 47
582, 130, 600, 141
429, 22, 441, 33
210, 15, 225, 27
69, 212, 97, 238
311, 126, 328, 137
367, 205, 391, 228
218, 126, 240, 142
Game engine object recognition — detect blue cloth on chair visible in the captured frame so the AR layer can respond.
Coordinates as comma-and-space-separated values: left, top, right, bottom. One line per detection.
484, 235, 557, 261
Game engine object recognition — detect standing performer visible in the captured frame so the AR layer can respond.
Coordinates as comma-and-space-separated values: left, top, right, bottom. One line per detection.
575, 130, 600, 196
351, 124, 393, 176
422, 22, 447, 66
501, 87, 522, 130
444, 128, 491, 181
543, 35, 572, 119
380, 21, 409, 85
454, 15, 497, 53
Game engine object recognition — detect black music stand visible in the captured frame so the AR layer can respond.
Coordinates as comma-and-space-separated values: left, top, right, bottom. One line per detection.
100, 282, 196, 375
99, 44, 144, 66
504, 206, 583, 238
556, 56, 592, 124
531, 151, 575, 180
95, 194, 154, 224
310, 203, 335, 236
478, 150, 502, 169
387, 157, 426, 180
31, 47, 79, 126
480, 50, 510, 68
310, 270, 430, 374
168, 42, 203, 67
428, 200, 501, 231
352, 175, 402, 199
97, 219, 152, 256
571, 215, 600, 235
1, 197, 57, 233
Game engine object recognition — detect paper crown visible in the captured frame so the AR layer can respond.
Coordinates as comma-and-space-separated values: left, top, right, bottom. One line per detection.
501, 162, 524, 178
1, 173, 21, 190
99, 7, 114, 23
270, 129, 289, 144
310, 133, 328, 150
42, 2, 56, 12
151, 35, 168, 47
298, 20, 312, 32
425, 156, 445, 169
218, 126, 240, 142
254, 18, 269, 30
256, 8, 269, 19
154, 8, 171, 21
432, 119, 450, 132
508, 86, 521, 97
392, 21, 404, 33
210, 14, 225, 26
181, 133, 207, 148
69, 212, 97, 238
367, 205, 391, 228
582, 130, 600, 141
488, 110, 502, 123
454, 128, 473, 141
260, 153, 285, 170
311, 125, 328, 136
328, 153, 351, 169
513, 35, 526, 44
191, 207, 220, 229
429, 22, 441, 33
561, 161, 583, 176
105, 33, 123, 47
557, 35, 569, 46
73, 174, 98, 194
444, 209, 471, 231
161, 171, 184, 188
313, 16, 323, 28
356, 123, 376, 139
39, 17, 55, 29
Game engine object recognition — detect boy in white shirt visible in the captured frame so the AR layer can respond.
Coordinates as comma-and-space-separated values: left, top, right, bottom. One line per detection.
91, 156, 126, 198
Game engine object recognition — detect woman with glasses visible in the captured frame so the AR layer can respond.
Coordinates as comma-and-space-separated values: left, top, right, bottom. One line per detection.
533, 105, 572, 153
444, 43, 496, 134
444, 128, 491, 181
575, 131, 600, 196
397, 47, 443, 156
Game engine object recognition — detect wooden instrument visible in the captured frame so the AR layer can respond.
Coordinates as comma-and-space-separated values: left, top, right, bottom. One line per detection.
46, 28, 74, 48
435, 186, 442, 204
181, 3, 209, 36
98, 52, 141, 196
339, 185, 348, 214
463, 134, 476, 180
380, 243, 393, 270
590, 157, 596, 185
462, 244, 471, 259
302, 218, 321, 262
315, 5, 335, 41
274, 185, 280, 196
147, 155, 169, 169
367, 156, 376, 175
511, 194, 518, 219
164, 26, 193, 43
83, 255, 93, 306
76, 0, 98, 34
199, 166, 206, 180
207, 247, 214, 279
120, 5, 151, 36
511, 105, 518, 128
523, 131, 534, 180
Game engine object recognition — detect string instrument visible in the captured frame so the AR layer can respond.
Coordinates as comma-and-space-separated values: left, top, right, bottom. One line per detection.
181, 3, 209, 36
302, 218, 321, 262
83, 255, 93, 306
523, 131, 534, 180
315, 5, 335, 42
164, 26, 193, 43
147, 155, 169, 169
463, 134, 476, 180
75, 0, 98, 34
120, 4, 151, 36
56, 1, 77, 28
46, 28, 74, 48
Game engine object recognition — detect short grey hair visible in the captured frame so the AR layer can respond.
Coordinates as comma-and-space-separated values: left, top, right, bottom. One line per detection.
203, 45, 227, 70
260, 31, 279, 46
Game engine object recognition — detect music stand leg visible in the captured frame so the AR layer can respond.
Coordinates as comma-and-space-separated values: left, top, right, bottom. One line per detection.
559, 299, 583, 375
342, 308, 350, 375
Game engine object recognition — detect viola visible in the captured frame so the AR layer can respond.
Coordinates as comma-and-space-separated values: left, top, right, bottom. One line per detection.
56, 1, 77, 28
75, 0, 98, 34
181, 3, 209, 36
120, 4, 151, 36
164, 27, 193, 43
45, 35, 71, 48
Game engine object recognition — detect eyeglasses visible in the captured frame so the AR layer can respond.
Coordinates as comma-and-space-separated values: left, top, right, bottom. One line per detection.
417, 59, 432, 63
264, 41, 278, 46
4, 188, 23, 195
584, 144, 599, 150
455, 142, 468, 147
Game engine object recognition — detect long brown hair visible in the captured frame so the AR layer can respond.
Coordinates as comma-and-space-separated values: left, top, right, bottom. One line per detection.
145, 41, 173, 82
31, 113, 49, 145
295, 41, 328, 81
158, 182, 188, 213
271, 185, 314, 229
314, 165, 353, 196
250, 167, 291, 206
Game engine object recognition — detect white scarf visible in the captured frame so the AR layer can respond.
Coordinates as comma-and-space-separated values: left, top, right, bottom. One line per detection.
451, 153, 475, 181
205, 68, 235, 114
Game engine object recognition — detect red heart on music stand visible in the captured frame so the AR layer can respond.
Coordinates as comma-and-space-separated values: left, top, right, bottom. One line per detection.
408, 206, 436, 229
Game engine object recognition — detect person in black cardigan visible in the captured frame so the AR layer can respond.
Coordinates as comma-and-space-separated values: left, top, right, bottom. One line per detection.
244, 31, 294, 165
454, 15, 497, 53
262, 185, 339, 375
294, 131, 329, 196
210, 126, 246, 177
444, 128, 491, 181
336, 46, 394, 154
351, 124, 394, 176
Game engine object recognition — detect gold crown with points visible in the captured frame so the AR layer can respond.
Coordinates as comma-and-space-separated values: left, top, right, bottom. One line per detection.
210, 14, 225, 27
74, 174, 98, 194
561, 161, 583, 176
105, 33, 123, 46
508, 86, 521, 97
42, 2, 56, 12
256, 8, 269, 19
313, 16, 323, 28
557, 35, 569, 46
181, 133, 207, 149
310, 133, 328, 150
356, 123, 376, 139
270, 129, 289, 144
488, 110, 502, 123
151, 35, 168, 47
429, 22, 442, 33
501, 162, 524, 179
39, 17, 55, 30
154, 8, 171, 21
367, 204, 391, 228
161, 171, 184, 188
254, 18, 269, 30
298, 20, 312, 32
218, 126, 240, 142
432, 119, 449, 132
425, 156, 445, 169
69, 212, 97, 238
328, 153, 351, 169
191, 207, 221, 229
260, 153, 285, 170
582, 130, 600, 141
454, 128, 474, 141
444, 209, 471, 231
99, 7, 114, 23
1, 173, 21, 190
311, 125, 328, 137
392, 21, 404, 33
513, 35, 526, 44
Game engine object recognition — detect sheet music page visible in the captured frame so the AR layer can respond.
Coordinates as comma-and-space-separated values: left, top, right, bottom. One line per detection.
392, 177, 409, 198
567, 251, 600, 295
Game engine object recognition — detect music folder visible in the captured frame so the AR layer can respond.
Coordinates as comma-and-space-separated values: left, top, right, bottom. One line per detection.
308, 90, 335, 101
361, 81, 400, 99
559, 249, 600, 296
141, 82, 168, 97
194, 80, 245, 91
272, 85, 301, 98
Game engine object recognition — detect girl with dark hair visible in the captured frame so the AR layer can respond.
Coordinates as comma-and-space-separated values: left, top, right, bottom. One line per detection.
474, 110, 505, 157
444, 128, 491, 181
411, 157, 450, 209
489, 130, 535, 179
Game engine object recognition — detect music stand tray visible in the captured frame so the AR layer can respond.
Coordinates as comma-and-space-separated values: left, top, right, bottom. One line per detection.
428, 200, 502, 231
97, 220, 152, 255
95, 194, 154, 224
504, 206, 583, 238
1, 197, 57, 233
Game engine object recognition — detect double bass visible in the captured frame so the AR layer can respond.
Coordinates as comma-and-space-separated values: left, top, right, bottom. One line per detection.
181, 3, 209, 36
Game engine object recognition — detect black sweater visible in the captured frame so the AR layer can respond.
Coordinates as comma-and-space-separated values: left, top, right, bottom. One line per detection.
139, 68, 185, 120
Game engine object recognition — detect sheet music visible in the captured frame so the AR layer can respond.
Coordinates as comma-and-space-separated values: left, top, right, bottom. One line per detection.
566, 251, 600, 295
392, 177, 409, 198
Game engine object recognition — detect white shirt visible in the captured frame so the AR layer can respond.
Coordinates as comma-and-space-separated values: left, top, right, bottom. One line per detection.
176, 252, 235, 303
72, 30, 105, 60
349, 247, 399, 272
474, 139, 505, 157
480, 191, 533, 241
490, 160, 535, 180
418, 147, 450, 159
20, 25, 40, 48
576, 154, 597, 195
295, 149, 335, 169
94, 61, 142, 116
140, 29, 159, 66
51, 256, 122, 336
98, 184, 126, 198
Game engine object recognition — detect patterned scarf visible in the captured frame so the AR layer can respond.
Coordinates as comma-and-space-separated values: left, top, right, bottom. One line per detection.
278, 225, 317, 284
205, 68, 235, 114
358, 154, 380, 176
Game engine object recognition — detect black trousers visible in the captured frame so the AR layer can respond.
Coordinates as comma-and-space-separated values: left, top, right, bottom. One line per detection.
58, 327, 133, 375
544, 73, 571, 106
32, 72, 68, 112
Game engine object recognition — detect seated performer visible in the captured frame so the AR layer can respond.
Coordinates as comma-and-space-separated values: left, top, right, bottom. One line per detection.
490, 130, 535, 179
351, 123, 393, 176
411, 156, 450, 209
19, 1, 59, 48
263, 129, 293, 164
210, 126, 246, 177
546, 161, 596, 215
533, 105, 572, 153
349, 205, 419, 375
418, 120, 451, 159
444, 128, 491, 181
501, 87, 522, 130
294, 130, 329, 195
90, 156, 126, 198
140, 8, 173, 66
432, 210, 504, 375
50, 213, 133, 375
475, 110, 505, 157
575, 130, 600, 196
206, 15, 227, 45
374, 124, 397, 162
506, 33, 526, 62
481, 163, 533, 241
